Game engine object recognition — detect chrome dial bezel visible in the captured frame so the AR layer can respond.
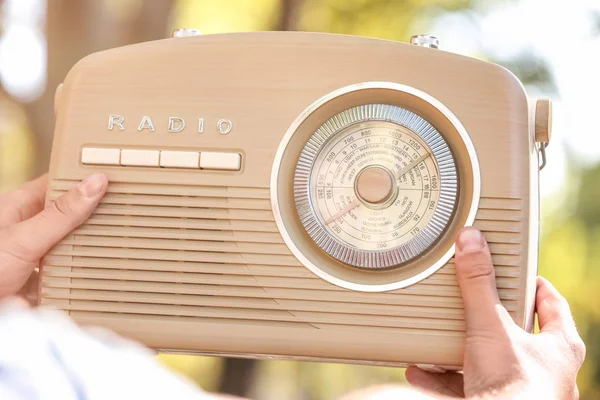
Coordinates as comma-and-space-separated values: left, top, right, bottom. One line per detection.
270, 82, 481, 292
294, 104, 458, 269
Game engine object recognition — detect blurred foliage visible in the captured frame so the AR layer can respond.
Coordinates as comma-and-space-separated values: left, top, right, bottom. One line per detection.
492, 50, 558, 95
539, 157, 600, 400
1, 0, 599, 399
174, 0, 282, 33
297, 0, 472, 41
0, 99, 35, 191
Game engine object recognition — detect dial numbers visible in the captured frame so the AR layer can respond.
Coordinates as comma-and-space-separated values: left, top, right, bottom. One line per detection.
294, 104, 458, 269
311, 122, 440, 251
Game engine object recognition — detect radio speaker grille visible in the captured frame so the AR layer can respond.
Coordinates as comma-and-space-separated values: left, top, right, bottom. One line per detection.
41, 180, 523, 337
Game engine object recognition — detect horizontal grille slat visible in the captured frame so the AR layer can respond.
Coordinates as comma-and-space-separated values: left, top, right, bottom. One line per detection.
62, 237, 290, 256
43, 255, 522, 278
50, 245, 302, 266
41, 279, 518, 311
474, 220, 521, 233
64, 236, 519, 256
45, 257, 315, 278
50, 180, 270, 199
52, 300, 468, 332
79, 219, 521, 241
476, 209, 521, 222
86, 215, 279, 232
309, 323, 465, 336
67, 311, 466, 336
49, 191, 272, 211
42, 263, 519, 289
42, 268, 520, 299
94, 204, 274, 221
74, 226, 521, 247
477, 231, 522, 244
48, 245, 522, 268
73, 225, 285, 244
41, 289, 468, 320
478, 197, 522, 210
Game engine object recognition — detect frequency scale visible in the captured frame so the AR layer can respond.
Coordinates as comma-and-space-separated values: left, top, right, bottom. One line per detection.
294, 104, 457, 269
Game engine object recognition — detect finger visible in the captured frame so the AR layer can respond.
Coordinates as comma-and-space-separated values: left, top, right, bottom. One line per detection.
5, 173, 108, 263
405, 367, 464, 398
536, 276, 574, 332
0, 174, 48, 227
455, 227, 508, 333
536, 276, 586, 364
16, 267, 39, 306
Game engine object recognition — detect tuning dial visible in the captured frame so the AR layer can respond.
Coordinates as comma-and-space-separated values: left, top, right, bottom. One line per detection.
172, 28, 202, 38
410, 34, 439, 49
534, 98, 552, 145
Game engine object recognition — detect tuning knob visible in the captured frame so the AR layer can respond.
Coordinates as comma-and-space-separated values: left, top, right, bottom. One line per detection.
410, 34, 439, 49
534, 98, 552, 145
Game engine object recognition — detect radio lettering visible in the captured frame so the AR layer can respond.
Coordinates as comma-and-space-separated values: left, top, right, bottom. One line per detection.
107, 115, 233, 134
168, 117, 185, 133
137, 116, 155, 132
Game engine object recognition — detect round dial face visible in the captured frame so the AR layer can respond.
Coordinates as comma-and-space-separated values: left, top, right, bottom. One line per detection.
294, 104, 458, 270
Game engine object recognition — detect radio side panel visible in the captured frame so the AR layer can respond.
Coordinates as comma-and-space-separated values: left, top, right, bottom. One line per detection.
42, 32, 533, 367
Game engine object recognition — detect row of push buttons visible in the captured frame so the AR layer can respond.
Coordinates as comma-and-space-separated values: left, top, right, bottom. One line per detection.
81, 148, 242, 171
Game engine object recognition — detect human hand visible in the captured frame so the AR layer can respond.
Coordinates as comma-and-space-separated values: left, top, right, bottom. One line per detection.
0, 173, 108, 304
403, 227, 585, 399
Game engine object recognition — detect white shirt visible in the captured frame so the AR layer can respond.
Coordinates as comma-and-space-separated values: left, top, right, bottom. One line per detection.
0, 298, 218, 400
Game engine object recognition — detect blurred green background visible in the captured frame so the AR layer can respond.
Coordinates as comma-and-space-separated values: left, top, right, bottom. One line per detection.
1, 0, 599, 399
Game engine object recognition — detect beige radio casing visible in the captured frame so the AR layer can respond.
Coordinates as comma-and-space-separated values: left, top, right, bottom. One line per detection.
40, 32, 541, 369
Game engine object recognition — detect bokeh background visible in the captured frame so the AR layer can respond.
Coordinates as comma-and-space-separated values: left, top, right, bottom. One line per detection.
1, 0, 599, 399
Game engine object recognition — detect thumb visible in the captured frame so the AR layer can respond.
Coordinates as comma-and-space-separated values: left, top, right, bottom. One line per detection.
536, 276, 586, 366
536, 276, 574, 333
5, 173, 108, 263
455, 227, 510, 334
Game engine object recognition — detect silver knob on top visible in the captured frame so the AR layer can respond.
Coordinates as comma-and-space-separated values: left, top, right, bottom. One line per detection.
172, 28, 202, 38
410, 34, 439, 49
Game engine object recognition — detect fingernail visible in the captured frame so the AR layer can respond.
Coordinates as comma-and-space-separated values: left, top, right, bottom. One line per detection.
457, 227, 484, 251
77, 173, 106, 198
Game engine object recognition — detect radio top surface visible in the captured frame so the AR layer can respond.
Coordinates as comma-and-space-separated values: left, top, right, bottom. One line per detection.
42, 31, 547, 369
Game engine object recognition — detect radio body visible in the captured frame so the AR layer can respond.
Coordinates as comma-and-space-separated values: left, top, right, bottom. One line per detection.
40, 31, 550, 370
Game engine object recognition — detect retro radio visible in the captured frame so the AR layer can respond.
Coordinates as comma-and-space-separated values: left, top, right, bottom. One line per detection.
40, 30, 551, 370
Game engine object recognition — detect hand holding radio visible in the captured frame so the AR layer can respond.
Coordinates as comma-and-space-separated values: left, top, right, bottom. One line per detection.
344, 228, 585, 400
0, 173, 584, 399
403, 227, 585, 399
0, 173, 108, 303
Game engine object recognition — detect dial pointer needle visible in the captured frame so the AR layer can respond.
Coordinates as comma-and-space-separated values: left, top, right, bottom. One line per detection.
325, 199, 361, 225
396, 153, 431, 181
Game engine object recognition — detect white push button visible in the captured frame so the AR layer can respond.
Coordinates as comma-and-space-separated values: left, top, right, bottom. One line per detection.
160, 151, 200, 169
120, 149, 160, 167
81, 148, 121, 165
200, 152, 241, 171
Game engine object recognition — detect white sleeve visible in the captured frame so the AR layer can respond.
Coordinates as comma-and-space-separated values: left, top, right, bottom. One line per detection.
0, 298, 217, 400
